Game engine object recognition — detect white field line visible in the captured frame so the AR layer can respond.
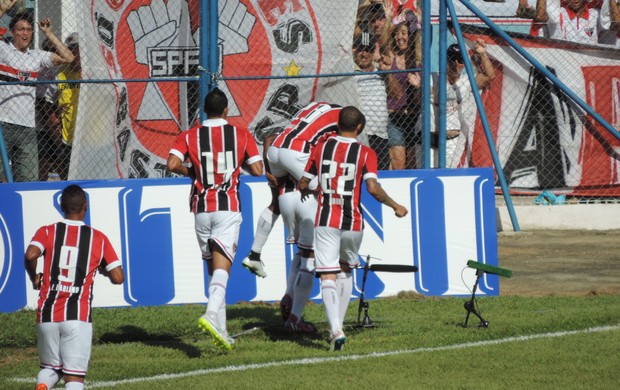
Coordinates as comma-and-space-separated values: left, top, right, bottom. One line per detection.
10, 324, 620, 388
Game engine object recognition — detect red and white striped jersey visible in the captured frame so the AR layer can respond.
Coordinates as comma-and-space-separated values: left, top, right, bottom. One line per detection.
170, 118, 262, 213
271, 102, 341, 154
30, 219, 121, 323
304, 135, 379, 231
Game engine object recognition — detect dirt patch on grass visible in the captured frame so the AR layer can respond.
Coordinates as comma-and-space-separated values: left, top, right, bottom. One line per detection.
498, 230, 620, 296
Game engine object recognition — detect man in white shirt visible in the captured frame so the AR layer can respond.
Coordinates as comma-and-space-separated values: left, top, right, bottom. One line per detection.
0, 2, 74, 181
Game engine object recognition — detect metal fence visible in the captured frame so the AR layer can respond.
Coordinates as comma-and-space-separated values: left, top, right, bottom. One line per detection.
1, 0, 619, 204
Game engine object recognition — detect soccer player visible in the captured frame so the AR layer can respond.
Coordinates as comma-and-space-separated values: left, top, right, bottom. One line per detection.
167, 88, 263, 351
265, 102, 342, 332
241, 132, 282, 279
299, 106, 408, 351
25, 184, 125, 390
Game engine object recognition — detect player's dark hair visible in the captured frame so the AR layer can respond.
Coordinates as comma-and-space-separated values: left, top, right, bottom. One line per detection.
9, 10, 34, 32
61, 184, 87, 215
203, 88, 228, 117
338, 106, 366, 133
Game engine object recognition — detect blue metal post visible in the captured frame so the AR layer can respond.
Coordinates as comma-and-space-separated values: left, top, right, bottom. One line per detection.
446, 0, 520, 231
0, 125, 13, 183
199, 1, 209, 122
459, 0, 620, 141
421, 0, 431, 169
209, 0, 219, 91
200, 0, 220, 121
438, 0, 448, 168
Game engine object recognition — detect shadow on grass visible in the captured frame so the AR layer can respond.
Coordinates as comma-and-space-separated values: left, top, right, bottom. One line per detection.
227, 304, 326, 350
98, 325, 203, 358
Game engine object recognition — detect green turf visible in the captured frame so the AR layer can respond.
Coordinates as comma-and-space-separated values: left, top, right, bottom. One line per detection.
1, 294, 619, 389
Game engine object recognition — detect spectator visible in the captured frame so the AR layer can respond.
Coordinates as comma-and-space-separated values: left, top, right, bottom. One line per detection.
357, 1, 393, 66
533, 0, 601, 45
425, 41, 496, 168
516, 0, 536, 19
354, 32, 391, 170
35, 38, 61, 181
0, 2, 74, 182
599, 0, 620, 46
299, 106, 408, 351
25, 184, 125, 390
57, 32, 81, 180
382, 10, 422, 169
167, 88, 263, 352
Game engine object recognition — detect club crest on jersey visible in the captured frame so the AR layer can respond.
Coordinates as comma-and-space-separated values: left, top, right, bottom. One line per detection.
18, 71, 32, 81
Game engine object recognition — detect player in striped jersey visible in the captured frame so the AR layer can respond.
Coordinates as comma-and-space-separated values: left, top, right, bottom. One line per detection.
25, 184, 125, 390
266, 102, 342, 333
267, 101, 342, 189
167, 88, 263, 351
300, 106, 408, 351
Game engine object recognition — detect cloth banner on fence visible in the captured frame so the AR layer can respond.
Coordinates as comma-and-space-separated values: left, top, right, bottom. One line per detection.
72, 0, 359, 179
459, 25, 620, 196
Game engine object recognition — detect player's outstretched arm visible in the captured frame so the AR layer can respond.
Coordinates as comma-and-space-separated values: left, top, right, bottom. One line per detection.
107, 266, 125, 285
366, 178, 408, 217
24, 245, 43, 290
246, 160, 264, 177
167, 154, 192, 177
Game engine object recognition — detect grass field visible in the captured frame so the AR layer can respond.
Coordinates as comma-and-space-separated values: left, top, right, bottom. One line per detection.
2, 292, 620, 389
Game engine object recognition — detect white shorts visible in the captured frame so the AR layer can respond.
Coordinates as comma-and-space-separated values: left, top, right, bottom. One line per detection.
37, 321, 92, 376
267, 146, 318, 190
279, 191, 317, 250
195, 211, 242, 262
314, 227, 362, 273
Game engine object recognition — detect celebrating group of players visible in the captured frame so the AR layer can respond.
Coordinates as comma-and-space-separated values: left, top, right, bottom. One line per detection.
168, 88, 408, 352
25, 88, 408, 389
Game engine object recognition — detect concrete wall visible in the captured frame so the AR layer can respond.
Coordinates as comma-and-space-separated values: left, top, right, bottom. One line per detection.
497, 204, 620, 231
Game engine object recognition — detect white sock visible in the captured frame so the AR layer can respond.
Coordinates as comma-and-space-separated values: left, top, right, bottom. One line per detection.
285, 253, 301, 298
206, 269, 229, 323
321, 279, 340, 335
37, 368, 61, 389
337, 271, 353, 325
217, 303, 228, 336
251, 208, 279, 253
65, 381, 85, 390
291, 270, 314, 319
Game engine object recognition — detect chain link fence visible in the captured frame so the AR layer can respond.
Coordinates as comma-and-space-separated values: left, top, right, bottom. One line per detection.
1, 0, 618, 204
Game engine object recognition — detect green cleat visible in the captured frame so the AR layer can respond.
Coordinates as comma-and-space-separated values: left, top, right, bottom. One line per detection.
198, 315, 232, 352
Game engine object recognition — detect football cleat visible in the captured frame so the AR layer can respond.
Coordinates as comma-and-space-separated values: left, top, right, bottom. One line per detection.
279, 294, 292, 322
198, 315, 232, 352
242, 257, 267, 278
35, 385, 48, 390
329, 331, 346, 352
284, 313, 317, 334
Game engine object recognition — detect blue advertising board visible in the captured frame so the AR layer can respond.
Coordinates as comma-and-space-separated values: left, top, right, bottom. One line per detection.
0, 168, 499, 312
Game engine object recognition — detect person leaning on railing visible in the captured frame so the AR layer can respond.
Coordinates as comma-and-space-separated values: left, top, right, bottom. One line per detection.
0, 0, 73, 182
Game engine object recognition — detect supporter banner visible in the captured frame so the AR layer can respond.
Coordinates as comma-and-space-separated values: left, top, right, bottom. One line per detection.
0, 168, 499, 313
73, 0, 359, 179
460, 25, 620, 196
